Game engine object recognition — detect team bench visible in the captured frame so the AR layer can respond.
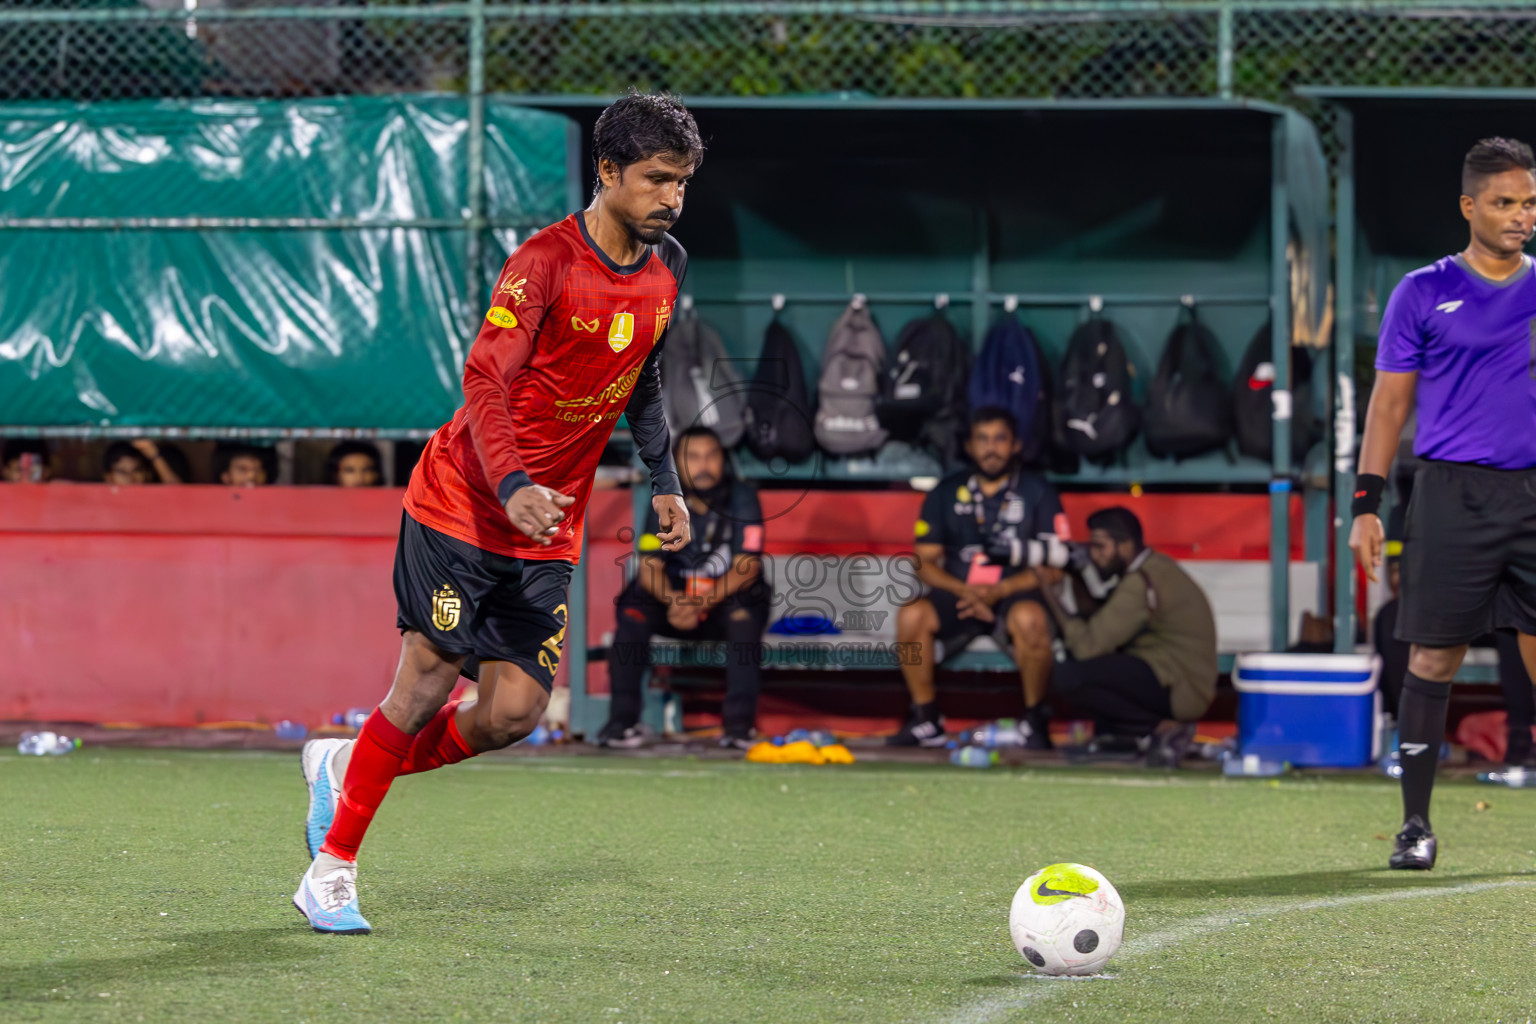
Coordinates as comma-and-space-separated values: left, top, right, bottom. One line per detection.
589, 554, 1497, 727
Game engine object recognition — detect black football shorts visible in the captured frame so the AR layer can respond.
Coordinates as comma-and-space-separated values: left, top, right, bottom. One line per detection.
926, 587, 1046, 659
1397, 461, 1536, 646
393, 512, 573, 690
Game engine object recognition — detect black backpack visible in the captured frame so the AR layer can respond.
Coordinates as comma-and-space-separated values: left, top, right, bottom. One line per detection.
1056, 316, 1141, 463
1233, 321, 1321, 461
876, 313, 971, 462
1144, 310, 1232, 460
744, 319, 817, 463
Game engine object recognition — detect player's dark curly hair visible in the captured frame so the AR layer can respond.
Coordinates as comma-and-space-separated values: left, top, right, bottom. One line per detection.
1087, 507, 1145, 551
1462, 137, 1536, 195
969, 404, 1019, 437
592, 90, 704, 188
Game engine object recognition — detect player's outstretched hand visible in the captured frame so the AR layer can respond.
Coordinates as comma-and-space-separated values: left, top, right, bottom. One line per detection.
1349, 512, 1384, 584
505, 485, 576, 545
653, 493, 692, 552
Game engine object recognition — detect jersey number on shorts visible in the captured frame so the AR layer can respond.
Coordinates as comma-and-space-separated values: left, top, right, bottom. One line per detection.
538, 604, 569, 677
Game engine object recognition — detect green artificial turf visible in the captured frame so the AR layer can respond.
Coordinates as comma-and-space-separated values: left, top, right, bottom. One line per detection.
5, 748, 1536, 1023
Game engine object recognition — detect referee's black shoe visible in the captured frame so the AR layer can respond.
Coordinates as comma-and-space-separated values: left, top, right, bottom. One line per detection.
1388, 815, 1437, 871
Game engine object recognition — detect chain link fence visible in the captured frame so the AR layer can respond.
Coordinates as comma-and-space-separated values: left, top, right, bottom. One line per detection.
7, 1, 1536, 106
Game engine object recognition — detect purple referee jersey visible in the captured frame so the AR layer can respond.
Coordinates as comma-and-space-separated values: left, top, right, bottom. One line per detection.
1376, 254, 1536, 470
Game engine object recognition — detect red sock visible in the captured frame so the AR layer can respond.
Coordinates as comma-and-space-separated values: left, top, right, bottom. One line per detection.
397, 700, 476, 776
320, 708, 413, 861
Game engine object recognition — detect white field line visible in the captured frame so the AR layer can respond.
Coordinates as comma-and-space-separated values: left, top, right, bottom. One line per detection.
932, 878, 1536, 1024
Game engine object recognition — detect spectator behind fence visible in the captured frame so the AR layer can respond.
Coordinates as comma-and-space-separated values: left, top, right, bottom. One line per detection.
103, 440, 184, 485
888, 406, 1067, 750
2, 439, 51, 482
1035, 506, 1218, 767
325, 440, 384, 487
595, 426, 770, 751
214, 443, 276, 487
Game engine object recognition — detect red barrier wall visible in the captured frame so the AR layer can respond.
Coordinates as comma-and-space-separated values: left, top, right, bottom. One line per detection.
0, 483, 1301, 726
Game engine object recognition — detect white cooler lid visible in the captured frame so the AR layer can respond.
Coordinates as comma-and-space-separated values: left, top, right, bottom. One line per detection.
1233, 653, 1381, 696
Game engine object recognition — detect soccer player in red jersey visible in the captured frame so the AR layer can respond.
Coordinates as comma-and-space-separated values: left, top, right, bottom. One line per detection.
293, 92, 703, 933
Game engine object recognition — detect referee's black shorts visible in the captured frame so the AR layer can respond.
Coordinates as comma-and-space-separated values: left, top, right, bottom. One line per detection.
393, 512, 572, 690
1397, 460, 1536, 646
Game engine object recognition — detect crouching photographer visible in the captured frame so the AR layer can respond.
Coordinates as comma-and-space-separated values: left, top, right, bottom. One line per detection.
1033, 507, 1219, 767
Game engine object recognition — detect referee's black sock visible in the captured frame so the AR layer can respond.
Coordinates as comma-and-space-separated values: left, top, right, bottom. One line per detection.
1398, 671, 1450, 831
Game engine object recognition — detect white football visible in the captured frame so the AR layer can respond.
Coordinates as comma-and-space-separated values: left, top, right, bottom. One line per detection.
1008, 863, 1125, 975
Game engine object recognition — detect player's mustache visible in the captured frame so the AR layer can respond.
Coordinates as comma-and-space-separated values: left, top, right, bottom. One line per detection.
645, 209, 674, 223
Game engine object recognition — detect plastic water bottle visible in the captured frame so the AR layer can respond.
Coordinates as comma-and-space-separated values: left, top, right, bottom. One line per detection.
332, 708, 370, 730
273, 720, 307, 741
1477, 767, 1536, 788
971, 719, 1024, 748
1221, 752, 1286, 777
950, 745, 998, 769
525, 724, 550, 746
17, 731, 80, 756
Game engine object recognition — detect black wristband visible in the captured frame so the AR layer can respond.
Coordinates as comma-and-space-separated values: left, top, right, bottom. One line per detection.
496, 470, 533, 506
1350, 473, 1385, 518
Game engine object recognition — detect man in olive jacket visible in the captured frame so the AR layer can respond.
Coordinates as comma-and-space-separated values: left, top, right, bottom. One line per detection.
1037, 506, 1217, 766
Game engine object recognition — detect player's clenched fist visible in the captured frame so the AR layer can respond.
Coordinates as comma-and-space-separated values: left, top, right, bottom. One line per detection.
505, 485, 576, 545
1349, 512, 1384, 584
652, 493, 691, 551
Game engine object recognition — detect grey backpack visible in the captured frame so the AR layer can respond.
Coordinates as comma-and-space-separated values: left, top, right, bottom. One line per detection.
813, 301, 889, 455
659, 310, 746, 448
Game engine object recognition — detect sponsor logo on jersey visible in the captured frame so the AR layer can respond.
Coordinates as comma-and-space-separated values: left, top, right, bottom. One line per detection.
485, 306, 518, 330
497, 274, 529, 306
1435, 300, 1464, 314
571, 316, 600, 333
608, 312, 635, 352
655, 301, 672, 339
432, 585, 461, 631
554, 363, 644, 410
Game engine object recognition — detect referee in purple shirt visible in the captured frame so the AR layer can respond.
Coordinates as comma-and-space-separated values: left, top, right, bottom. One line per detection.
1351, 137, 1536, 870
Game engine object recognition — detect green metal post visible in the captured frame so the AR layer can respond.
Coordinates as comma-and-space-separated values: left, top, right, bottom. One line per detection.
1333, 107, 1358, 653
465, 0, 486, 326
568, 533, 597, 735
1217, 1, 1234, 100
1268, 115, 1292, 652
565, 120, 586, 214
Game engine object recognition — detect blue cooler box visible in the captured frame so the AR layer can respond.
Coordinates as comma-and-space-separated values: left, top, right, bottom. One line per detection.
1232, 653, 1381, 767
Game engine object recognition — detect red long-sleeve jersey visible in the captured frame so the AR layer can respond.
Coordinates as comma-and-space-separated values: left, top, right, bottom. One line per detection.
405, 213, 686, 562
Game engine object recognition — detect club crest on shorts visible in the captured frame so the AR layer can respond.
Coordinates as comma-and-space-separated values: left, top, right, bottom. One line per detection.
432, 585, 461, 631
608, 312, 635, 353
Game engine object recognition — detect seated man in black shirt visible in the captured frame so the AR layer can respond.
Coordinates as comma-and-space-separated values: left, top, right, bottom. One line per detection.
597, 427, 770, 751
889, 406, 1067, 749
